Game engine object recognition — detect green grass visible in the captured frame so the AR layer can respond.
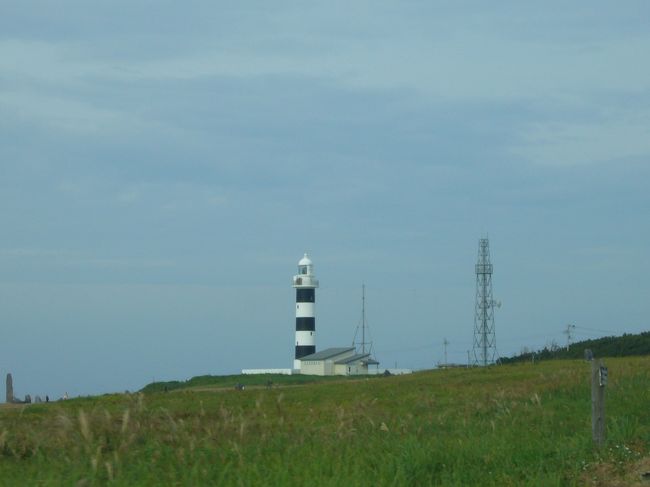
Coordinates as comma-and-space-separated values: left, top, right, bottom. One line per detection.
1, 358, 649, 486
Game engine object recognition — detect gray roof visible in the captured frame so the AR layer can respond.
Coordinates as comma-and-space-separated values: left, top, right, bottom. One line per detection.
334, 353, 379, 365
299, 347, 355, 361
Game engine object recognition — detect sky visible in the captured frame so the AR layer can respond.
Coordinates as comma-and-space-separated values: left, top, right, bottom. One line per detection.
1, 1, 649, 398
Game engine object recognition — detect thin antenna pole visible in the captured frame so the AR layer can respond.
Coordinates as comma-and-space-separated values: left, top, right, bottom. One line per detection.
443, 338, 449, 367
361, 283, 366, 354
352, 283, 372, 355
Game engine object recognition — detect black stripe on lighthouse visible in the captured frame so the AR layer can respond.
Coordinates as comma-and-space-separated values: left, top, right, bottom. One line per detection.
295, 345, 315, 359
296, 317, 315, 331
296, 288, 315, 302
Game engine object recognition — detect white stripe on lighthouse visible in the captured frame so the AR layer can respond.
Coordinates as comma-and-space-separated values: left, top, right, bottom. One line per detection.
295, 330, 315, 346
295, 303, 315, 318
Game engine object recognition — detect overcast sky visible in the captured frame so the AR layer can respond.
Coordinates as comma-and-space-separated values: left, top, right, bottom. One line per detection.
2, 2, 649, 397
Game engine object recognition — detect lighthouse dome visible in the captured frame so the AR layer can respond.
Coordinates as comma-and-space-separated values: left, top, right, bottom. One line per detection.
298, 253, 312, 266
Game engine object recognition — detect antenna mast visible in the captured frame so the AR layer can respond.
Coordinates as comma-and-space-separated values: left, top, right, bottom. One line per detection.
472, 238, 499, 366
361, 283, 366, 354
353, 283, 372, 354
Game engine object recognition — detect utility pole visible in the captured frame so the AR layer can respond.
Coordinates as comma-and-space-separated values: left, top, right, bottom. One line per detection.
443, 338, 449, 368
564, 324, 576, 351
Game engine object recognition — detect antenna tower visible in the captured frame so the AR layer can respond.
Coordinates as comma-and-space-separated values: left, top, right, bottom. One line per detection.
472, 238, 499, 366
353, 283, 372, 354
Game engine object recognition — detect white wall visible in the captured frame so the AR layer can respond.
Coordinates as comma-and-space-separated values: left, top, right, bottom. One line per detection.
241, 369, 293, 375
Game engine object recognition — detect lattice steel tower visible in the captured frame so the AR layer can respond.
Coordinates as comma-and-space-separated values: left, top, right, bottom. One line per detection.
472, 238, 499, 366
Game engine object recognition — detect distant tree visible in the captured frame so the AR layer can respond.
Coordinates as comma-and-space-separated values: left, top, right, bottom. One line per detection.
500, 330, 650, 364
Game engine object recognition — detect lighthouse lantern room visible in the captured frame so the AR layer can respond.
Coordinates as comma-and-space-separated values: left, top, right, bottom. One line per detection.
293, 253, 319, 370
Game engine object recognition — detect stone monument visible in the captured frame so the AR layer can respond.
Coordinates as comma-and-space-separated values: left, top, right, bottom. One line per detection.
6, 373, 14, 403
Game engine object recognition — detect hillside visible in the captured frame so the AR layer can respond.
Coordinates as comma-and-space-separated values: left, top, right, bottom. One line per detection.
1, 358, 650, 486
500, 331, 650, 364
140, 372, 349, 393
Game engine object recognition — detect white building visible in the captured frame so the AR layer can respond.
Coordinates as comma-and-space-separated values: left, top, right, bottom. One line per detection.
299, 347, 379, 376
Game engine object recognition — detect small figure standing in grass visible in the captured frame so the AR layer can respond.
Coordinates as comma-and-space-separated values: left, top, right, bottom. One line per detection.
266, 380, 273, 389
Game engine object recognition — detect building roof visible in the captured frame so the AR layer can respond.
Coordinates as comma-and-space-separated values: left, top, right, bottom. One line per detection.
334, 353, 379, 365
299, 347, 355, 361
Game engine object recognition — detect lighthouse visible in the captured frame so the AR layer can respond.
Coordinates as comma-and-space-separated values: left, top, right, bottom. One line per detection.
293, 253, 319, 370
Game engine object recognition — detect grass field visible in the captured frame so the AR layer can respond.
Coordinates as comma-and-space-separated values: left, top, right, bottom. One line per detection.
1, 357, 650, 486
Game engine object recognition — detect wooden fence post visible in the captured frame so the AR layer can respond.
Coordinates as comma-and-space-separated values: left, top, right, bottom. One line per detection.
591, 359, 607, 448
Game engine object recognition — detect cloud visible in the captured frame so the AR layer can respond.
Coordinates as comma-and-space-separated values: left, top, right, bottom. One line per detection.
5, 4, 650, 102
0, 247, 175, 269
511, 119, 650, 166
0, 90, 126, 134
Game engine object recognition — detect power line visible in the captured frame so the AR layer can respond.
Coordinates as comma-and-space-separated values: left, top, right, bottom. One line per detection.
377, 344, 439, 354
574, 325, 619, 335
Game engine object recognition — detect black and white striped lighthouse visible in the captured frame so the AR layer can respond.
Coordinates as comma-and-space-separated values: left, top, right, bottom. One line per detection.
292, 253, 319, 370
